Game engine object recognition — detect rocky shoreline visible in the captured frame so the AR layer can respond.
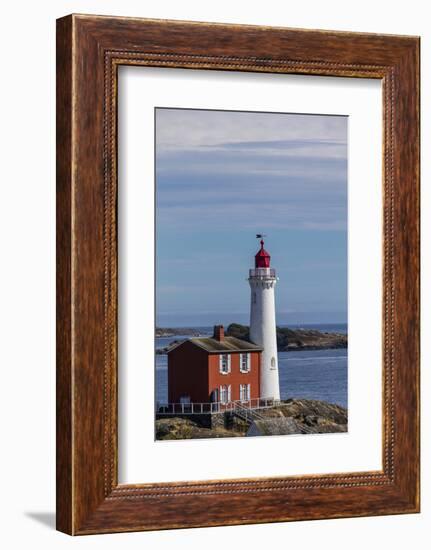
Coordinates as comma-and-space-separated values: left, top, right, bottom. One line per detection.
155, 398, 347, 440
155, 323, 347, 354
227, 323, 347, 351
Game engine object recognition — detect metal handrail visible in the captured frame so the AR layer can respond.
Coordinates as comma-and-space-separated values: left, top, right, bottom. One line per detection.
156, 398, 281, 415
232, 401, 265, 424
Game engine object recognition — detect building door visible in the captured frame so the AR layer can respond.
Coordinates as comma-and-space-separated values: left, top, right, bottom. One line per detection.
179, 395, 190, 404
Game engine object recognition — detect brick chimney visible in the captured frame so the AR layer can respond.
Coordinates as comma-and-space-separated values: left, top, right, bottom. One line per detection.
213, 325, 225, 341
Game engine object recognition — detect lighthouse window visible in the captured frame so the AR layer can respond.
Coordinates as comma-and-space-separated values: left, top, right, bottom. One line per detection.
219, 354, 230, 374
240, 353, 250, 372
253, 292, 257, 304
271, 356, 276, 369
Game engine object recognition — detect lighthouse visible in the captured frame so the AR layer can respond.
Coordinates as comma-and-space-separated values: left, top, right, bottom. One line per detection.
248, 237, 281, 400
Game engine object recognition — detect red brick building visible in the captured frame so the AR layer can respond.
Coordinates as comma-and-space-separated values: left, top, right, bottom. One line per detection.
167, 325, 262, 404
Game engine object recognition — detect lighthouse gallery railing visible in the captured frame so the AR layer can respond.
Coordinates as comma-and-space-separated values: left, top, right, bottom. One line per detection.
249, 268, 276, 278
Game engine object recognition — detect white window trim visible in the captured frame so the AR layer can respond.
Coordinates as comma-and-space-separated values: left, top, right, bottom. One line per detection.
219, 384, 231, 404
219, 353, 231, 374
240, 352, 251, 373
219, 385, 225, 403
240, 383, 251, 401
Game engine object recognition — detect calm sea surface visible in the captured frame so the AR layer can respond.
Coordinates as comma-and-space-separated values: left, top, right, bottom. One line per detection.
156, 324, 347, 409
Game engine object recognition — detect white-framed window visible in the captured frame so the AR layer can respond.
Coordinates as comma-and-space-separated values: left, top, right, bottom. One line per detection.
220, 385, 227, 403
219, 384, 231, 403
270, 356, 277, 370
240, 353, 251, 372
219, 353, 231, 374
239, 383, 251, 401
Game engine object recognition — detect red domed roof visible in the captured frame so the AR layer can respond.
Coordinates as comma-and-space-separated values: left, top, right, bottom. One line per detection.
255, 239, 271, 268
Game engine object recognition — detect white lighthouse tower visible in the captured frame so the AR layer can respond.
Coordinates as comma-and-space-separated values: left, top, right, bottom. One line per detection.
248, 237, 281, 400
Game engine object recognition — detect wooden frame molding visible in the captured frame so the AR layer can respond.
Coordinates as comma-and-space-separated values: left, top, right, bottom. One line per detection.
56, 14, 420, 535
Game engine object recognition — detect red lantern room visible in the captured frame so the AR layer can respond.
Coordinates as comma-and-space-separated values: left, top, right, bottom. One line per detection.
255, 239, 271, 268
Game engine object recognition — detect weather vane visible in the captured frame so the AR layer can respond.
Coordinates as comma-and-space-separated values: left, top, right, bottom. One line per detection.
256, 233, 267, 239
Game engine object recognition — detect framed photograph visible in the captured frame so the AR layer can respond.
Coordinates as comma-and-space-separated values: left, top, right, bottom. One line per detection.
56, 14, 420, 535
152, 107, 350, 443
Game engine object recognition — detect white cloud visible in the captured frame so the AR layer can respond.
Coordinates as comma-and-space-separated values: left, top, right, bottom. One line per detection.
156, 108, 347, 152
155, 108, 348, 232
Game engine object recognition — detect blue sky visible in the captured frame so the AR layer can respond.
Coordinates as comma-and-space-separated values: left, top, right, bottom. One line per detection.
155, 108, 347, 327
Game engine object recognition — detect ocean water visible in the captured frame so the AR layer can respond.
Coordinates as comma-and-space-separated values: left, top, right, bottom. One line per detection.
156, 324, 348, 409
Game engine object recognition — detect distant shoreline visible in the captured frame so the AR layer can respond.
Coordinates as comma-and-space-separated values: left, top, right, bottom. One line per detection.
156, 327, 206, 338
155, 323, 347, 337
156, 323, 347, 353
